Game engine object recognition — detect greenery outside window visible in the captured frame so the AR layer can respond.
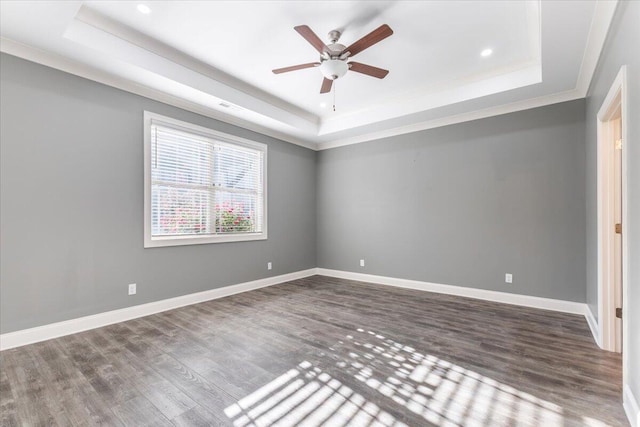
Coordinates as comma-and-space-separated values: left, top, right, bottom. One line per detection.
144, 112, 267, 247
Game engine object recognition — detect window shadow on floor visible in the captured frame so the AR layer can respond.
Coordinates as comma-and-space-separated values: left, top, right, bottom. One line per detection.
223, 327, 614, 427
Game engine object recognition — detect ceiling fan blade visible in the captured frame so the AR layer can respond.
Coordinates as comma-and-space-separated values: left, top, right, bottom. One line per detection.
320, 78, 333, 94
294, 25, 329, 54
343, 24, 393, 57
272, 62, 320, 74
348, 62, 389, 79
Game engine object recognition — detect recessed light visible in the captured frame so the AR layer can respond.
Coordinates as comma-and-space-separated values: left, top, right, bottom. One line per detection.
319, 102, 327, 108
137, 4, 151, 14
481, 48, 493, 57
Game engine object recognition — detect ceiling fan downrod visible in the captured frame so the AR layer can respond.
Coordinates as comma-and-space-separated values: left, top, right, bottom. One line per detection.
328, 30, 341, 44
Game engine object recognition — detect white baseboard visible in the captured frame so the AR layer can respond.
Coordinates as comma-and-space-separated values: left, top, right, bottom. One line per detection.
0, 268, 316, 351
316, 268, 588, 315
317, 267, 634, 425
625, 384, 640, 427
4, 266, 631, 425
585, 305, 602, 348
0, 267, 600, 351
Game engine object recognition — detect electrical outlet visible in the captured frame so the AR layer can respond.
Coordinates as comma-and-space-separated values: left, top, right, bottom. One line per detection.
128, 283, 136, 295
360, 259, 365, 267
267, 262, 272, 270
505, 274, 513, 284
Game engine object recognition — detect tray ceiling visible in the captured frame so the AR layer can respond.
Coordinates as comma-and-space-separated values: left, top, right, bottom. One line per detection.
0, 1, 617, 149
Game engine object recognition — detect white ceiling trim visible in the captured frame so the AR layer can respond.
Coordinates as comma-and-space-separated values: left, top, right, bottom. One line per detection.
0, 0, 618, 152
318, 0, 619, 150
72, 6, 319, 130
316, 89, 583, 150
575, 0, 619, 96
69, 4, 543, 138
318, 62, 541, 136
317, 0, 542, 135
0, 37, 318, 151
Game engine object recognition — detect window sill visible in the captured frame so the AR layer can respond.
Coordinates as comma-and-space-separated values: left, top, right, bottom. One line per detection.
144, 232, 267, 248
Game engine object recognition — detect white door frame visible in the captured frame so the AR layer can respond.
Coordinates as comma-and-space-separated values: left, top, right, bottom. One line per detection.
596, 66, 628, 368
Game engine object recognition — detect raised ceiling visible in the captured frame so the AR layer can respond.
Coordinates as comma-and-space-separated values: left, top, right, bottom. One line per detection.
0, 1, 618, 149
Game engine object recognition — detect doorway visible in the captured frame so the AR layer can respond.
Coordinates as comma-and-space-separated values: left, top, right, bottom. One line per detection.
596, 66, 628, 381
612, 112, 622, 352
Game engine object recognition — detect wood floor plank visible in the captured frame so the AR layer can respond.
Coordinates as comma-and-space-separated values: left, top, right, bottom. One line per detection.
57, 334, 139, 408
170, 404, 228, 426
110, 395, 173, 427
0, 275, 627, 426
85, 328, 199, 420
28, 340, 124, 426
2, 347, 69, 426
0, 362, 19, 427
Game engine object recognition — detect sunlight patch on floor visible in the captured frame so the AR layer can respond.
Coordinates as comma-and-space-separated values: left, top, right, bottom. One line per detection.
223, 328, 612, 426
347, 329, 564, 426
224, 360, 407, 427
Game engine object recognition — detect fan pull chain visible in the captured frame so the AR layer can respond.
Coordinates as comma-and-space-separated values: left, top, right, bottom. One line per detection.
333, 80, 336, 112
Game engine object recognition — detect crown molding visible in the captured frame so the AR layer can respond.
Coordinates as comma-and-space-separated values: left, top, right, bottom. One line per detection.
316, 89, 583, 150
575, 0, 619, 96
317, 0, 618, 150
0, 0, 617, 152
0, 37, 319, 151
318, 62, 542, 136
71, 6, 319, 131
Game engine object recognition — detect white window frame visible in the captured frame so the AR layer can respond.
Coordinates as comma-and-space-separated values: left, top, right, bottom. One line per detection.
143, 111, 267, 248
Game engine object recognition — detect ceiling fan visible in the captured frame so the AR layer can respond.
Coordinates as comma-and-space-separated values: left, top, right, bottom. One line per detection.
272, 24, 393, 94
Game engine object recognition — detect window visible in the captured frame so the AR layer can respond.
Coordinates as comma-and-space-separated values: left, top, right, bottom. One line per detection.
144, 112, 267, 247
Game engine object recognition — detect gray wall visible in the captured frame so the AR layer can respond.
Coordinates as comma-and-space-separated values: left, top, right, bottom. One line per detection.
585, 0, 640, 401
0, 53, 317, 333
317, 100, 587, 303
3, 13, 638, 399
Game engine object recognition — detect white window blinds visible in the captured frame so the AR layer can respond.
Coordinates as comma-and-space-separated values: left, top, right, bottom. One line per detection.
148, 118, 265, 244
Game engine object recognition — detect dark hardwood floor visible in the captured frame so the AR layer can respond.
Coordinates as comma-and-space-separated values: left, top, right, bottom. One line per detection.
0, 275, 626, 426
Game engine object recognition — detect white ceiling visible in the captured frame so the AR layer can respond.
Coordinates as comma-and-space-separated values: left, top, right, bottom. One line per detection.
85, 0, 540, 117
0, 1, 617, 149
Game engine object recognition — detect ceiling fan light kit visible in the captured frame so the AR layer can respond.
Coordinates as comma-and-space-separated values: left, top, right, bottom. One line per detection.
273, 24, 393, 94
320, 59, 348, 80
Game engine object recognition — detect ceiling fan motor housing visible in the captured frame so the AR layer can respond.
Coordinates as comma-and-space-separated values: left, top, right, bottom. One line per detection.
327, 43, 346, 55
320, 41, 349, 80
